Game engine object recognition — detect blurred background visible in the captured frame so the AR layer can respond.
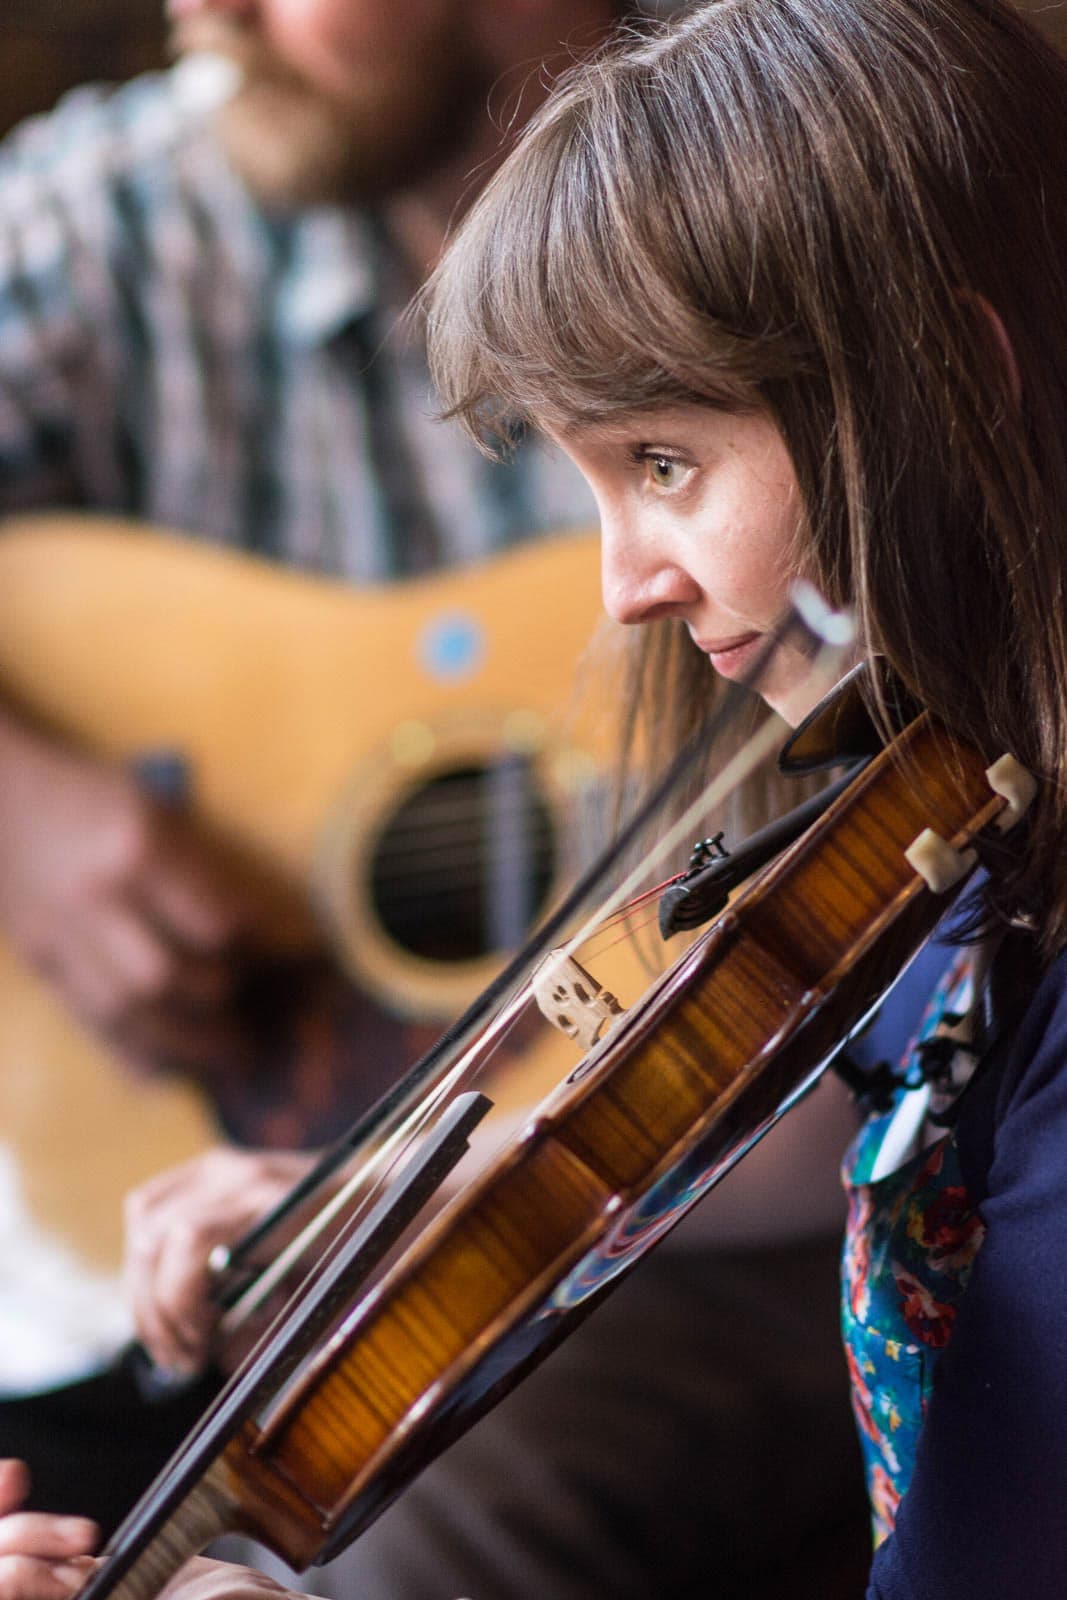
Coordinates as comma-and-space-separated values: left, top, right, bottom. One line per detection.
0, 0, 165, 138
0, 0, 1064, 139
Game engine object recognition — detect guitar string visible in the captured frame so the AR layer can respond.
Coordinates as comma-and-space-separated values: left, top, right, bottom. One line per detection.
218, 700, 794, 1336
216, 592, 851, 1323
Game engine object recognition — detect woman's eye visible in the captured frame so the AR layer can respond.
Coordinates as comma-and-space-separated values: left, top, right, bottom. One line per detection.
644, 454, 683, 489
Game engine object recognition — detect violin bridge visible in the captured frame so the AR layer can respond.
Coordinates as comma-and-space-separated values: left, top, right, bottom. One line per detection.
530, 950, 626, 1049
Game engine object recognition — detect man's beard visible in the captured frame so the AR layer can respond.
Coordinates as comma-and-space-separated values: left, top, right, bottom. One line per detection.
170, 15, 489, 210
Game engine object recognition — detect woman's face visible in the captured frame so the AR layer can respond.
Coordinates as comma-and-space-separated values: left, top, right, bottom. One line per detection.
552, 403, 826, 725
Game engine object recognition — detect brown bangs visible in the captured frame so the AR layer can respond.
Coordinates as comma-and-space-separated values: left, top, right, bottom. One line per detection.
427, 22, 812, 451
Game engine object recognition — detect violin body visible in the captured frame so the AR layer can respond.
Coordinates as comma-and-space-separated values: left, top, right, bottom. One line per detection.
82, 711, 1015, 1599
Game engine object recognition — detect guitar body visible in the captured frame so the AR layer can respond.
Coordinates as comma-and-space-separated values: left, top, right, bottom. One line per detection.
0, 516, 610, 1378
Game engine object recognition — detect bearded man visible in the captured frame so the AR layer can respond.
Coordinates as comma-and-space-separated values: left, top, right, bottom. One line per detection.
0, 4, 868, 1596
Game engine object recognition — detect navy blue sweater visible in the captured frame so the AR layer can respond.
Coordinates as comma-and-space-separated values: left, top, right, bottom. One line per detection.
849, 928, 1067, 1598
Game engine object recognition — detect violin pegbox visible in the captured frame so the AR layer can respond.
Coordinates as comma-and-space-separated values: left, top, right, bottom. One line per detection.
904, 752, 1037, 894
530, 950, 626, 1049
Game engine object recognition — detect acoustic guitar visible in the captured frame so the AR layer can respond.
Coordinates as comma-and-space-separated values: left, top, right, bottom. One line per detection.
0, 515, 615, 1389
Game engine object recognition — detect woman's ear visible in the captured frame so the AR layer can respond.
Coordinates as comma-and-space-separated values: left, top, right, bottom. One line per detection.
956, 288, 1022, 405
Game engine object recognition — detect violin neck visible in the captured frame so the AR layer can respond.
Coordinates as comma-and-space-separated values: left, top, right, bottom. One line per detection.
93, 1463, 240, 1600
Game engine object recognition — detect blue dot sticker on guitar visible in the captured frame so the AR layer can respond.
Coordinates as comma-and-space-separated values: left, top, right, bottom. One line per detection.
419, 612, 485, 681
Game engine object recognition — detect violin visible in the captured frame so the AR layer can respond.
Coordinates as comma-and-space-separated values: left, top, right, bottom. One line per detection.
76, 679, 1035, 1600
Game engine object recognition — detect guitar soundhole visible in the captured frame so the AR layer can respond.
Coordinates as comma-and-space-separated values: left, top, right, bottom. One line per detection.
369, 758, 557, 962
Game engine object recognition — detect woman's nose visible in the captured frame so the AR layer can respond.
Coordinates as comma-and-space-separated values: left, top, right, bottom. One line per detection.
600, 518, 701, 627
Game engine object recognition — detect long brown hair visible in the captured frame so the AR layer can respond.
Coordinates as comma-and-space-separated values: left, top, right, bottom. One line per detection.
427, 0, 1067, 950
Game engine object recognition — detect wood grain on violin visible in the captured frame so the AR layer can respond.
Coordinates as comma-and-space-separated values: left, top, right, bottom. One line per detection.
0, 516, 609, 1380
76, 710, 1020, 1600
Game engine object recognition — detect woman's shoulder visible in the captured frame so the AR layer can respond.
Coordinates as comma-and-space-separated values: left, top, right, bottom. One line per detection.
944, 934, 1067, 1222
986, 939, 1067, 1117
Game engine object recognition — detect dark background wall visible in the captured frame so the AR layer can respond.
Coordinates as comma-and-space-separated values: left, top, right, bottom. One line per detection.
0, 0, 166, 138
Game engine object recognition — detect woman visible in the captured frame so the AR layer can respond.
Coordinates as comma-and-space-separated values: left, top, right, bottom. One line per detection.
425, 2, 1067, 1592
6, 0, 1067, 1594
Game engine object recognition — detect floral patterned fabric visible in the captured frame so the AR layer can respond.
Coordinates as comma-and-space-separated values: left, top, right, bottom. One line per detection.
841, 950, 987, 1546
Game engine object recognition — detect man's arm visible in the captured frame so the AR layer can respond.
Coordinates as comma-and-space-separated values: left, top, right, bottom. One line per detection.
0, 702, 265, 1078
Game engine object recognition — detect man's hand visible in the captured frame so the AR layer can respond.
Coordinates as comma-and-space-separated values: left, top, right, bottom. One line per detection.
0, 1460, 97, 1600
0, 709, 270, 1079
123, 1146, 318, 1375
157, 1560, 316, 1600
0, 1462, 334, 1600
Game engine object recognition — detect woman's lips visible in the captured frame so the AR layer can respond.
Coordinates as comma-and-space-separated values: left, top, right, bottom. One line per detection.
694, 631, 763, 678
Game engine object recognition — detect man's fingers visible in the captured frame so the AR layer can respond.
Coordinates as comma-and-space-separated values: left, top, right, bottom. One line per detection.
140, 843, 246, 955
0, 1556, 97, 1600
38, 924, 128, 1030
41, 910, 230, 1033
0, 1463, 100, 1600
0, 1465, 29, 1521
0, 1519, 96, 1562
158, 1556, 295, 1600
111, 1001, 253, 1085
124, 1148, 320, 1371
127, 1227, 216, 1377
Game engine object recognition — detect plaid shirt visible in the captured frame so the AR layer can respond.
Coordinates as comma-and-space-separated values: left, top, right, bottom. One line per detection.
0, 65, 602, 1393
0, 60, 593, 575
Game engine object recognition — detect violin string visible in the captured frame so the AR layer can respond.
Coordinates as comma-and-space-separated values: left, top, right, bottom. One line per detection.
216, 617, 848, 1308
583, 905, 665, 955
221, 707, 793, 1334
543, 714, 788, 980
220, 972, 537, 1332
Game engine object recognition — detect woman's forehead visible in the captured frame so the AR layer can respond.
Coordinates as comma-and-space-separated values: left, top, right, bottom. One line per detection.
547, 404, 680, 442
547, 398, 754, 444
